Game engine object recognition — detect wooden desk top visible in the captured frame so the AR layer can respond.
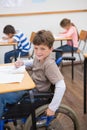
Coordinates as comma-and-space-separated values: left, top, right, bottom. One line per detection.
0, 42, 17, 46
54, 36, 72, 41
83, 54, 87, 58
0, 64, 35, 94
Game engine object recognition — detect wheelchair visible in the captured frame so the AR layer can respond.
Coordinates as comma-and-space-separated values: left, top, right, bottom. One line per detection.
0, 53, 79, 130
0, 88, 79, 130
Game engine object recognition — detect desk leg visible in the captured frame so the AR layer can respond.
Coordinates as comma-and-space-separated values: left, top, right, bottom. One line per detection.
72, 60, 74, 80
61, 40, 62, 46
71, 40, 74, 80
13, 45, 17, 61
84, 58, 87, 114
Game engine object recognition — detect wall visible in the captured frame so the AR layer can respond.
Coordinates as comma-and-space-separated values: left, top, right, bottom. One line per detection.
0, 0, 87, 63
0, 0, 86, 13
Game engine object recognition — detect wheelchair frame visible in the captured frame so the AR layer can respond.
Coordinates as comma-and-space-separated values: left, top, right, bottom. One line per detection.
0, 55, 78, 130
0, 88, 79, 130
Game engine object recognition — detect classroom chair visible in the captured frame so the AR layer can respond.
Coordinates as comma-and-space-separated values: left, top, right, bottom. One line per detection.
61, 30, 87, 65
75, 30, 87, 64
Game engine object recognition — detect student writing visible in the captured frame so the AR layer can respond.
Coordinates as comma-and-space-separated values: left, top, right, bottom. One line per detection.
3, 25, 31, 63
56, 18, 78, 60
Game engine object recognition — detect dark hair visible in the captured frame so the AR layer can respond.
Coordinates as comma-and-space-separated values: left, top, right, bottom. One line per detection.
33, 30, 54, 48
60, 18, 71, 27
3, 25, 16, 34
60, 18, 79, 40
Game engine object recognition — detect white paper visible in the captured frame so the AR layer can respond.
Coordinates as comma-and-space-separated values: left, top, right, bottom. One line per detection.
0, 65, 25, 83
0, 72, 24, 83
0, 65, 25, 74
54, 35, 65, 39
0, 39, 8, 43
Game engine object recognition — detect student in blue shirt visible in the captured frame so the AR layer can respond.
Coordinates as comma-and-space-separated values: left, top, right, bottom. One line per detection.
3, 25, 31, 63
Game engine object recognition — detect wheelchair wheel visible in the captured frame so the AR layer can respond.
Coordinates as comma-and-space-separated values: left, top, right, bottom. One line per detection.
4, 121, 24, 130
23, 104, 79, 130
4, 126, 11, 130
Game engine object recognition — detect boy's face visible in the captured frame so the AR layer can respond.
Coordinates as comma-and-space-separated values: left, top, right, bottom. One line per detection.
34, 44, 53, 61
6, 33, 13, 38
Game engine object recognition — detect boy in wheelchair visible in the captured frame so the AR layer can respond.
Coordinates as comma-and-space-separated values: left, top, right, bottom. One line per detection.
15, 30, 66, 116
0, 30, 66, 128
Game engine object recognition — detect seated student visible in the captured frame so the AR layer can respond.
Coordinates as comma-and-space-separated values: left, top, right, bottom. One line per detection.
56, 18, 79, 60
0, 30, 66, 118
3, 25, 31, 63
15, 30, 66, 116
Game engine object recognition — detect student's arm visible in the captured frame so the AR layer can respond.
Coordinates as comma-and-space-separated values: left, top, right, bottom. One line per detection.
2, 37, 15, 43
15, 59, 34, 68
46, 80, 66, 116
23, 59, 34, 67
8, 38, 15, 43
2, 36, 14, 42
59, 27, 74, 37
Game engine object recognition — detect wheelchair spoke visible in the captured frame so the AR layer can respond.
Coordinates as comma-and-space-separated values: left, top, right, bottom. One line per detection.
23, 104, 79, 130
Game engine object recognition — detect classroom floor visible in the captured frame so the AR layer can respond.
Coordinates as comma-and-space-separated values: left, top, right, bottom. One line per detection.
36, 64, 87, 130
61, 64, 87, 130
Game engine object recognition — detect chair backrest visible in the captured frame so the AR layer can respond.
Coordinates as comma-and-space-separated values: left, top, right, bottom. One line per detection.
28, 32, 36, 59
79, 30, 87, 41
30, 32, 36, 43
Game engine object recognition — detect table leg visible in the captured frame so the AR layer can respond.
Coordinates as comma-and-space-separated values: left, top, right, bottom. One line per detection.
84, 58, 87, 114
13, 45, 17, 61
71, 40, 74, 80
72, 59, 74, 80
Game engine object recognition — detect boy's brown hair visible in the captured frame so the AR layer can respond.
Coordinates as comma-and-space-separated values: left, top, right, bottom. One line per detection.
3, 25, 16, 35
33, 30, 54, 49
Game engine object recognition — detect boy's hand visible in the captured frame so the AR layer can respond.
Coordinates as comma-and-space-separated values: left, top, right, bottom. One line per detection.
46, 108, 55, 116
14, 60, 24, 68
2, 36, 8, 40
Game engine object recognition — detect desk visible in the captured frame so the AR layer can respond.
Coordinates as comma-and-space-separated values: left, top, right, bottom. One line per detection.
54, 37, 74, 80
0, 64, 35, 94
55, 37, 72, 42
83, 54, 87, 114
0, 42, 17, 61
0, 63, 36, 129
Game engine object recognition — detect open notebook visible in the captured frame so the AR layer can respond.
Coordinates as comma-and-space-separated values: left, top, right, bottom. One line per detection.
0, 65, 25, 83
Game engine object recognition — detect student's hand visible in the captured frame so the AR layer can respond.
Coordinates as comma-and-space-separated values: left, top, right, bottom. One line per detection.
14, 59, 24, 68
46, 108, 55, 116
2, 36, 8, 40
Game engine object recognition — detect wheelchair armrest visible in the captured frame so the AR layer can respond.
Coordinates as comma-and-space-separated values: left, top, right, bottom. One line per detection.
34, 92, 53, 98
62, 56, 76, 61
52, 48, 63, 53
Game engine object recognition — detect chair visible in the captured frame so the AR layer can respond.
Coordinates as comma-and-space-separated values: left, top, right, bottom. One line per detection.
75, 30, 87, 64
61, 30, 87, 65
20, 32, 36, 60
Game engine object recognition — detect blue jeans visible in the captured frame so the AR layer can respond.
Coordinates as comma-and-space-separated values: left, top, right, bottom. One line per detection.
4, 49, 29, 63
0, 91, 26, 118
56, 45, 78, 60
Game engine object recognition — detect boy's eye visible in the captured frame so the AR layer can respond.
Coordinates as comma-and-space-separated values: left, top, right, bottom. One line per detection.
41, 48, 46, 51
34, 47, 38, 50
34, 47, 46, 51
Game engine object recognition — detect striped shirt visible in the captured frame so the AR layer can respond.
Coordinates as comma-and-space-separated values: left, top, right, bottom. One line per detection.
13, 31, 31, 52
